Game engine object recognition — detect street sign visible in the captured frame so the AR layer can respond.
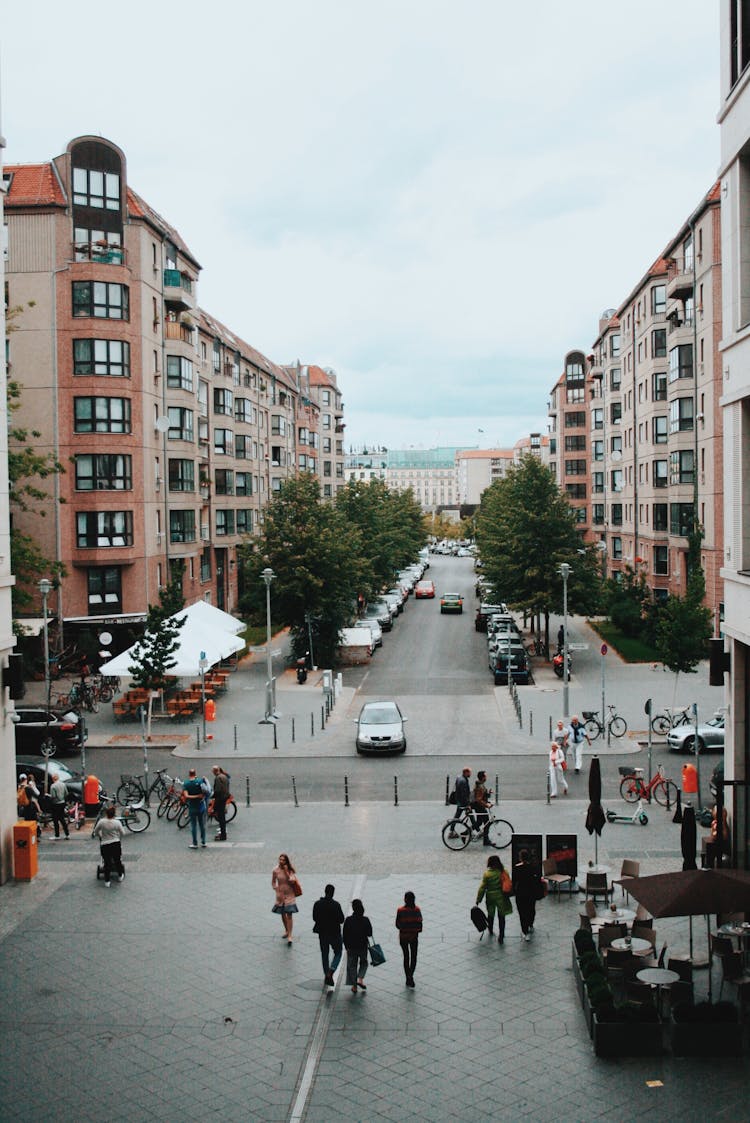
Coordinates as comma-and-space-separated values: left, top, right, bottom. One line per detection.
568, 643, 589, 651
600, 643, 608, 656
644, 698, 652, 716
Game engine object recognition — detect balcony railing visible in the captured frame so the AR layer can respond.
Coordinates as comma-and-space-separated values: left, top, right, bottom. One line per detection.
73, 242, 126, 265
164, 269, 193, 293
165, 321, 193, 343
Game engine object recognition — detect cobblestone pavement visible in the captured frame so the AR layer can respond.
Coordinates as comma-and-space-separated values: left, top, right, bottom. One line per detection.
1, 801, 749, 1122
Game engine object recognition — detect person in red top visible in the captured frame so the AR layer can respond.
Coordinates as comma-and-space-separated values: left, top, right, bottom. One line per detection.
395, 891, 423, 988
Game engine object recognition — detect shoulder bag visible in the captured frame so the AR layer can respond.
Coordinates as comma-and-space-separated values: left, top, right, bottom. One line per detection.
368, 939, 386, 967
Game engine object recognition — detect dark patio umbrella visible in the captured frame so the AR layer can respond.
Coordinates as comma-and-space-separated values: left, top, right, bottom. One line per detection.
585, 756, 605, 867
681, 804, 697, 871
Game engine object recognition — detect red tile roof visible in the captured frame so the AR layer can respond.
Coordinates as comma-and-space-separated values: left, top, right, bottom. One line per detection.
126, 188, 200, 269
4, 163, 67, 207
197, 308, 296, 392
307, 364, 336, 389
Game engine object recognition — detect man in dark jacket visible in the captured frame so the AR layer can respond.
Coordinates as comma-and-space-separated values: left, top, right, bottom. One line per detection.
312, 884, 345, 989
211, 765, 230, 841
448, 767, 472, 836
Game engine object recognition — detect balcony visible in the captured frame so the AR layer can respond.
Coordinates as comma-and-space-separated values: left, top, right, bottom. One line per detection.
667, 262, 693, 300
73, 241, 126, 265
165, 321, 194, 344
163, 269, 195, 312
667, 312, 694, 341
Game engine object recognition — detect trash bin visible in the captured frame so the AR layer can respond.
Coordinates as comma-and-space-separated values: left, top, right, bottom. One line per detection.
682, 762, 698, 795
13, 821, 38, 881
205, 698, 216, 722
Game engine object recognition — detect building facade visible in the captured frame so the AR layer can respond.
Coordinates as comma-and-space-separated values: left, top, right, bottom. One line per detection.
548, 351, 591, 536
385, 447, 467, 512
344, 448, 388, 485
3, 136, 343, 644
456, 448, 516, 506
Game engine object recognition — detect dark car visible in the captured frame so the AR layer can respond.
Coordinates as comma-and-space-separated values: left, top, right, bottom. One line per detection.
491, 647, 530, 685
440, 593, 464, 614
475, 603, 507, 632
15, 758, 83, 800
12, 707, 87, 757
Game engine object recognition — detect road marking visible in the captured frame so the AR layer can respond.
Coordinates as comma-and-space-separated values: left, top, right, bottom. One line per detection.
288, 873, 366, 1123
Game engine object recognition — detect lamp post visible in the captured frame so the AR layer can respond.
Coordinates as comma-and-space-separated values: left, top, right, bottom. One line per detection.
558, 563, 571, 720
39, 579, 53, 711
199, 651, 208, 744
261, 568, 276, 722
304, 610, 315, 670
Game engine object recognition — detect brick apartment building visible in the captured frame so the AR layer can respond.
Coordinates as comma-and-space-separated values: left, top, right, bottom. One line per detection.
3, 135, 343, 644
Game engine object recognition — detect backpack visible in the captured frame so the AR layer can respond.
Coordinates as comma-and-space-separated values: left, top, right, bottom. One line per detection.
17, 784, 29, 807
448, 791, 457, 805
200, 778, 211, 798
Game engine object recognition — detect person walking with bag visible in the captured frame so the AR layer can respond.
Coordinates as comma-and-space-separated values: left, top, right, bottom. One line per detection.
513, 848, 542, 941
343, 898, 372, 994
395, 891, 422, 987
476, 854, 513, 944
313, 884, 345, 988
272, 853, 301, 945
549, 741, 568, 798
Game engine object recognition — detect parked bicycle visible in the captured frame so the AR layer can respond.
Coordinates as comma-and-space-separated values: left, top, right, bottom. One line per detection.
67, 680, 100, 713
582, 705, 628, 740
618, 765, 679, 808
157, 779, 184, 820
94, 793, 151, 833
176, 794, 238, 830
441, 806, 514, 851
117, 768, 173, 805
649, 704, 692, 736
92, 674, 120, 704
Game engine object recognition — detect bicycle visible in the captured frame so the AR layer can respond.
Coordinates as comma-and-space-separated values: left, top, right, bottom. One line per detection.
94, 794, 151, 833
157, 779, 184, 820
176, 794, 238, 830
91, 674, 120, 704
618, 765, 680, 808
68, 680, 100, 713
117, 768, 173, 805
441, 806, 514, 851
649, 705, 692, 736
582, 705, 628, 740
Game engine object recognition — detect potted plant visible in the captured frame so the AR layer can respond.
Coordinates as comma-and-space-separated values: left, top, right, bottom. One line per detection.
582, 967, 612, 1036
593, 1002, 663, 1058
670, 1001, 741, 1057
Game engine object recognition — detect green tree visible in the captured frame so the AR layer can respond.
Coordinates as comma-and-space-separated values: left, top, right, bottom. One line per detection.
128, 592, 186, 737
239, 475, 366, 666
475, 454, 602, 650
335, 479, 424, 594
654, 529, 712, 690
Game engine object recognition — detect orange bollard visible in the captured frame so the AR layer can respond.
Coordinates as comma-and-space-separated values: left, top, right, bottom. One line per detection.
205, 698, 216, 723
682, 762, 698, 795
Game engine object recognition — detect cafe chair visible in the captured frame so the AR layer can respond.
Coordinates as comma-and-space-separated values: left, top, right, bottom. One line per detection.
718, 950, 750, 1006
581, 898, 597, 920
667, 957, 693, 983
611, 859, 640, 902
657, 943, 668, 968
625, 979, 656, 1009
711, 934, 734, 959
584, 871, 614, 904
578, 915, 592, 932
598, 924, 627, 956
631, 926, 657, 950
631, 917, 653, 933
604, 947, 633, 985
542, 857, 574, 899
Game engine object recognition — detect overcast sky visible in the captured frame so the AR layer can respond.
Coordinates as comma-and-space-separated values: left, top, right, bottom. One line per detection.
2, 1, 719, 452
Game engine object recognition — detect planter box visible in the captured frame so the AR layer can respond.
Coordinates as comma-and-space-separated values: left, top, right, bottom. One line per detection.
670, 1015, 742, 1057
593, 1012, 663, 1057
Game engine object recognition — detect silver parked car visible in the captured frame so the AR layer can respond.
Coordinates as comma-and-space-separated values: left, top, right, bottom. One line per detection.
667, 713, 725, 754
352, 618, 382, 648
355, 700, 407, 754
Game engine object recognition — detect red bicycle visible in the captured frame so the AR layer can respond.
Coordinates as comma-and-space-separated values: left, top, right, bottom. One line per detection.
618, 766, 679, 807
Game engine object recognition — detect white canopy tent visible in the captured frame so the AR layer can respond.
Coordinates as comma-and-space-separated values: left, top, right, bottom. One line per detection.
99, 621, 244, 679
174, 600, 244, 635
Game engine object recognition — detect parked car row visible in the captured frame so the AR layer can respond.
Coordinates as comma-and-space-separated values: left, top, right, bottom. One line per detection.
479, 604, 530, 685
355, 554, 430, 650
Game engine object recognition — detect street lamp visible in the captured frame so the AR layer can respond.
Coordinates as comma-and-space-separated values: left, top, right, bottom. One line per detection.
558, 563, 571, 719
261, 568, 276, 722
38, 579, 53, 711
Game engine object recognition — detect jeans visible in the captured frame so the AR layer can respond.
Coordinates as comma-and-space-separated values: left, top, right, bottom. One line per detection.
189, 808, 206, 845
319, 933, 343, 975
345, 947, 368, 986
400, 937, 418, 979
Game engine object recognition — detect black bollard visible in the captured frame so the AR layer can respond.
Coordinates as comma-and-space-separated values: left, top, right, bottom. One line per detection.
344, 775, 349, 807
672, 789, 683, 824
394, 776, 399, 806
292, 717, 296, 743
292, 776, 299, 807
245, 775, 251, 807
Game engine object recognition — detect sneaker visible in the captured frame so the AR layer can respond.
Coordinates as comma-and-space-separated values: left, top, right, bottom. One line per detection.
522, 933, 530, 942
104, 881, 111, 888
119, 872, 125, 882
201, 842, 207, 848
325, 971, 334, 987
189, 844, 198, 849
575, 768, 580, 774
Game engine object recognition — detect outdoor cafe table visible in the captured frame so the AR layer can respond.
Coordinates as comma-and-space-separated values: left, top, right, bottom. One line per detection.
719, 921, 750, 964
611, 937, 653, 956
591, 908, 635, 928
637, 967, 679, 1017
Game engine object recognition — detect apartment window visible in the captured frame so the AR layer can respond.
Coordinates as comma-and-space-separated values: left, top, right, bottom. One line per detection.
652, 371, 667, 401
75, 454, 132, 490
322, 413, 331, 429
323, 484, 333, 498
271, 478, 282, 493
653, 460, 668, 488
213, 388, 234, 416
610, 402, 622, 425
73, 339, 130, 377
668, 344, 693, 382
234, 435, 249, 459
336, 462, 344, 478
593, 472, 604, 494
611, 469, 623, 493
653, 416, 668, 444
651, 285, 666, 315
593, 408, 604, 430
323, 460, 332, 477
611, 503, 623, 526
610, 368, 621, 391
72, 281, 129, 320
684, 234, 694, 272
610, 334, 621, 357
234, 398, 252, 423
652, 328, 667, 357
670, 503, 694, 536
323, 437, 332, 453
200, 546, 211, 583
214, 428, 234, 455
565, 459, 587, 475
216, 510, 235, 536
214, 469, 234, 496
76, 510, 133, 548
168, 459, 195, 492
670, 449, 695, 485
653, 502, 668, 531
73, 396, 131, 433
298, 426, 308, 444
73, 227, 123, 262
653, 545, 668, 576
236, 509, 251, 533
565, 411, 586, 428
169, 509, 196, 543
87, 566, 122, 615
566, 386, 585, 403
611, 435, 622, 455
308, 457, 317, 473
565, 483, 586, 499
271, 415, 286, 436
592, 504, 605, 525
73, 166, 120, 210
168, 408, 194, 442
593, 440, 604, 462
167, 355, 194, 392
235, 472, 251, 497
212, 340, 221, 373
669, 397, 694, 432
611, 537, 622, 560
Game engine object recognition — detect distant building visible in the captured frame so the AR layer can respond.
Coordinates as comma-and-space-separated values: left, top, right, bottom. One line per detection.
456, 448, 516, 506
344, 448, 387, 484
386, 447, 470, 512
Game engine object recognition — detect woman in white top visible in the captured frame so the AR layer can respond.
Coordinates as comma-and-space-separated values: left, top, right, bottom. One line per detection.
549, 741, 568, 798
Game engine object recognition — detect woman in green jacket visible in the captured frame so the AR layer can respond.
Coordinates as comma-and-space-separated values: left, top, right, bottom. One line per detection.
476, 854, 513, 943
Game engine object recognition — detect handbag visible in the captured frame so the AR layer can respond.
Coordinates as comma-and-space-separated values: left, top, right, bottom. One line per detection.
500, 869, 513, 895
535, 877, 549, 901
368, 940, 386, 967
291, 878, 303, 898
561, 760, 568, 772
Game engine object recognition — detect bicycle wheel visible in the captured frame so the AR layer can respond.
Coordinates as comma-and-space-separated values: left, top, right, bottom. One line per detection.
166, 797, 183, 822
176, 804, 190, 830
225, 800, 237, 823
619, 777, 640, 803
650, 714, 671, 736
486, 818, 513, 849
117, 780, 143, 805
98, 686, 114, 703
157, 794, 172, 819
441, 820, 471, 850
124, 807, 151, 833
653, 779, 680, 808
609, 716, 627, 738
584, 718, 602, 740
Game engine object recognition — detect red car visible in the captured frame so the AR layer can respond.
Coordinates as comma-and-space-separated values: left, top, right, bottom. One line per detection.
415, 580, 435, 599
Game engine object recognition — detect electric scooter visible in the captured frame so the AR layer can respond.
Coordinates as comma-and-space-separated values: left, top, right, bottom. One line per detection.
605, 799, 649, 826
